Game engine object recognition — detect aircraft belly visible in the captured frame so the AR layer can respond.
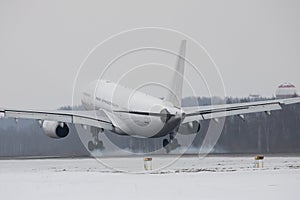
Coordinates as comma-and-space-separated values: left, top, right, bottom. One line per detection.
115, 113, 165, 138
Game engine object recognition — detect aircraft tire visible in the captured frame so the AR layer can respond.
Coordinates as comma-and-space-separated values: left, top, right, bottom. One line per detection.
163, 139, 169, 147
88, 141, 95, 151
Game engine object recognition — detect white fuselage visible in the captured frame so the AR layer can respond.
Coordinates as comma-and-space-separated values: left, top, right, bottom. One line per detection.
81, 80, 183, 138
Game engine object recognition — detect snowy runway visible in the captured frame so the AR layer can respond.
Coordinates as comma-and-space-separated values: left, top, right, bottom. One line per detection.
0, 156, 299, 200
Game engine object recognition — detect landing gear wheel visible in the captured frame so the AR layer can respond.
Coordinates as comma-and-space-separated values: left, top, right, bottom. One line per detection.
163, 139, 169, 147
95, 140, 104, 150
88, 127, 105, 151
172, 138, 180, 148
88, 140, 104, 151
88, 141, 95, 151
163, 135, 181, 153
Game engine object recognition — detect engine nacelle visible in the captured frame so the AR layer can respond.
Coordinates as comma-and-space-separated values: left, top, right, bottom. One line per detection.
178, 120, 201, 135
42, 120, 69, 138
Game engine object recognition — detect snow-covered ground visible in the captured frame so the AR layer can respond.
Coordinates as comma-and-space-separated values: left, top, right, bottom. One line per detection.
0, 155, 300, 200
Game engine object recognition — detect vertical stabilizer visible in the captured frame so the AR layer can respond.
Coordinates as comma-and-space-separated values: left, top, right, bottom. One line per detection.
165, 40, 187, 108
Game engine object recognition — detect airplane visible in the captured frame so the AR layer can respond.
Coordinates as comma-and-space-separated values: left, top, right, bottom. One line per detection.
1, 40, 300, 153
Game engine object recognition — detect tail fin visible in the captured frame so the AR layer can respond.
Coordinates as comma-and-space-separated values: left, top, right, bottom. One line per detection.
165, 40, 187, 108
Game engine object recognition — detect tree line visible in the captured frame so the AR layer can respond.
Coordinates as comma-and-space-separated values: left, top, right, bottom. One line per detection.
0, 96, 299, 157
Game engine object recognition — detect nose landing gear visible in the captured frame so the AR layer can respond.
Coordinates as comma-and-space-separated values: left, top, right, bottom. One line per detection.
162, 133, 181, 153
88, 127, 105, 151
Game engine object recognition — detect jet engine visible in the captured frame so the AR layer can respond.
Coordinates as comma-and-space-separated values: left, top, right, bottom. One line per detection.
178, 120, 201, 135
42, 120, 69, 138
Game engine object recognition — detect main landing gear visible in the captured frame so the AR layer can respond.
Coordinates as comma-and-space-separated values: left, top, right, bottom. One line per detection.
88, 127, 105, 151
162, 133, 181, 153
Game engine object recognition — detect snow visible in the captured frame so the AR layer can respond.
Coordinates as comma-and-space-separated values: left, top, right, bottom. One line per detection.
0, 156, 300, 200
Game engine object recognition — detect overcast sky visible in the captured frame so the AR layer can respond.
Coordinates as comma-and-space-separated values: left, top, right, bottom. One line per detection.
0, 0, 300, 109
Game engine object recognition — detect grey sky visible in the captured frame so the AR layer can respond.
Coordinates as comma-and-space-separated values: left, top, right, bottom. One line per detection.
0, 0, 300, 109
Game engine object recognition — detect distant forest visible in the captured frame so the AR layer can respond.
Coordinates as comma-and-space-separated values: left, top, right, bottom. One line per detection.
0, 96, 300, 157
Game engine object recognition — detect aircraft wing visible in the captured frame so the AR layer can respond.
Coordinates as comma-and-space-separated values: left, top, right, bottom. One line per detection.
182, 97, 300, 123
0, 108, 114, 131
